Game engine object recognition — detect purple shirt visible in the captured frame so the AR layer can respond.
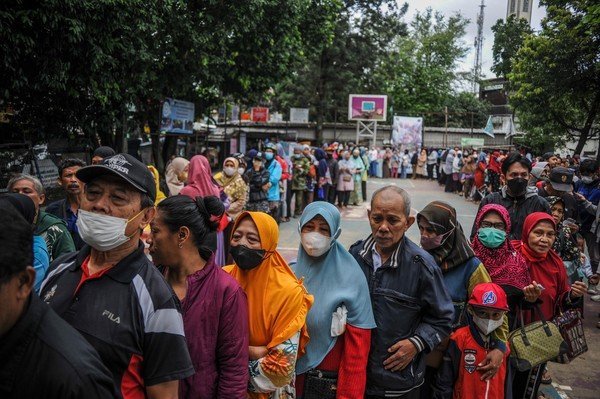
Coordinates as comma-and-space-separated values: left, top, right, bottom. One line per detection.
169, 255, 249, 399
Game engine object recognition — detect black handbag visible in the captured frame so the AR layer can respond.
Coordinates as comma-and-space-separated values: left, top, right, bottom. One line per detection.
303, 369, 338, 399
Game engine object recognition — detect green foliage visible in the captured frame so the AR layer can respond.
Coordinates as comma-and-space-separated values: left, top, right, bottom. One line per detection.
379, 8, 470, 120
491, 15, 533, 78
508, 0, 600, 154
0, 0, 310, 148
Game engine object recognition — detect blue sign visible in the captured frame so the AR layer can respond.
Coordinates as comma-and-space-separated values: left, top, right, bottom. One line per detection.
160, 98, 195, 135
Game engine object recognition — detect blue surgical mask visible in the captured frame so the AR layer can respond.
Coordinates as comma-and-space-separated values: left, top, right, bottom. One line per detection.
265, 152, 274, 161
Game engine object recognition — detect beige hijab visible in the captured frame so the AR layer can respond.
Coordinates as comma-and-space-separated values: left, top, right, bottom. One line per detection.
165, 157, 189, 196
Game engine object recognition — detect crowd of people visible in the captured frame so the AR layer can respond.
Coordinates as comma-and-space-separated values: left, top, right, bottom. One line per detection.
1, 141, 599, 399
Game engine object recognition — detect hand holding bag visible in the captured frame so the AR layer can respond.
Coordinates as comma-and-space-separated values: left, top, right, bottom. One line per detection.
552, 304, 587, 363
508, 304, 568, 372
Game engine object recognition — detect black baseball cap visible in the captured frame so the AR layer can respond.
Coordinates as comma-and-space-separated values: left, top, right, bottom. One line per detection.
76, 153, 157, 202
548, 166, 573, 192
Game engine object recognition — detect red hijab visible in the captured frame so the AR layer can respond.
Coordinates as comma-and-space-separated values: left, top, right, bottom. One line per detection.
511, 212, 570, 321
472, 204, 531, 289
180, 155, 221, 198
487, 151, 502, 174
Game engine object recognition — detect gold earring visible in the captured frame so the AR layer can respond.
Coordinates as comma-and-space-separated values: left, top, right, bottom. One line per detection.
178, 242, 183, 248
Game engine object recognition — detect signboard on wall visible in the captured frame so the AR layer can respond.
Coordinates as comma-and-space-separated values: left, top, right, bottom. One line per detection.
251, 107, 269, 122
290, 108, 309, 123
160, 98, 195, 135
348, 94, 387, 121
461, 138, 485, 147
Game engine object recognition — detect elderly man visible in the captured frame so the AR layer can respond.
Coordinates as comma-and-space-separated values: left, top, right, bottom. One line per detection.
349, 186, 454, 398
40, 153, 193, 399
8, 174, 75, 261
0, 205, 116, 399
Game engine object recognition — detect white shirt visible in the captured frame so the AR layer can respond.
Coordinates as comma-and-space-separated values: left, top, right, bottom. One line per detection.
372, 246, 383, 271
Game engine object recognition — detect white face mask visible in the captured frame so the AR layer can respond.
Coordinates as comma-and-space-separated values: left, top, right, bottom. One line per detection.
237, 167, 245, 175
472, 314, 504, 336
301, 232, 332, 257
223, 167, 236, 177
76, 209, 141, 251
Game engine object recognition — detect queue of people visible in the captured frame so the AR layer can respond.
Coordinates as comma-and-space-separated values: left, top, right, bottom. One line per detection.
0, 143, 598, 399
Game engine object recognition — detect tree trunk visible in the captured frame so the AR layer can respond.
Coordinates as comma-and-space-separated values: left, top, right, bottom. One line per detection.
162, 136, 178, 165
573, 129, 589, 155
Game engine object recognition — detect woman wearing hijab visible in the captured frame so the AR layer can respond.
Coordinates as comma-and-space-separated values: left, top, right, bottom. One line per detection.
291, 202, 376, 397
511, 212, 587, 399
349, 149, 365, 206
0, 193, 49, 293
336, 151, 356, 209
224, 212, 313, 398
417, 148, 427, 178
147, 165, 167, 204
148, 195, 248, 399
165, 157, 189, 196
215, 157, 248, 221
314, 148, 330, 202
180, 155, 221, 198
472, 204, 541, 327
443, 150, 455, 192
460, 153, 477, 199
474, 152, 487, 200
417, 201, 507, 393
486, 151, 502, 193
547, 196, 581, 282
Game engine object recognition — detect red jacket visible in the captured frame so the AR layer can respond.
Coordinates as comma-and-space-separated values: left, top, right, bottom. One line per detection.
434, 323, 509, 399
276, 155, 290, 181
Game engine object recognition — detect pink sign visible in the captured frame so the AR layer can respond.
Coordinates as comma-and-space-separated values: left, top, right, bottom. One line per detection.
348, 94, 387, 121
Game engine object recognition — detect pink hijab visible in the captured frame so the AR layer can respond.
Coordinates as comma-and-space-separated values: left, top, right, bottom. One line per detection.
472, 203, 531, 289
180, 155, 221, 198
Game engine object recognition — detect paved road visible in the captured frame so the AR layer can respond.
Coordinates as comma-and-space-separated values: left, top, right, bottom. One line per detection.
277, 177, 599, 399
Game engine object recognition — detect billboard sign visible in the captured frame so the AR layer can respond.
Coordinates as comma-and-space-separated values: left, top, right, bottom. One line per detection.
290, 107, 309, 123
160, 98, 195, 135
391, 116, 423, 149
348, 94, 387, 121
251, 107, 269, 122
461, 138, 485, 147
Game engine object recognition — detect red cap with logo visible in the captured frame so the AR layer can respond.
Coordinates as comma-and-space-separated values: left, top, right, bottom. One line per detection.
468, 282, 509, 311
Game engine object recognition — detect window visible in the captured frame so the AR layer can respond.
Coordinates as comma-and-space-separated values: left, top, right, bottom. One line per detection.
523, 0, 530, 12
510, 0, 516, 14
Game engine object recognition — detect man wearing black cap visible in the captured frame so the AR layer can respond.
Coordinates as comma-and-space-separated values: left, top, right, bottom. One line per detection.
39, 153, 193, 399
92, 146, 117, 165
538, 166, 578, 221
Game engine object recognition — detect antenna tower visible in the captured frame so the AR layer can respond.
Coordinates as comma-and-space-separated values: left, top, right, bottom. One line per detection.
473, 0, 485, 94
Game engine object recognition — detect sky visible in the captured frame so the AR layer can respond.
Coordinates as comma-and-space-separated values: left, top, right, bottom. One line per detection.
403, 0, 546, 78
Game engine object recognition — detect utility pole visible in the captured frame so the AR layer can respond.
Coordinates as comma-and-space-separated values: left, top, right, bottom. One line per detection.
473, 0, 485, 94
444, 106, 449, 147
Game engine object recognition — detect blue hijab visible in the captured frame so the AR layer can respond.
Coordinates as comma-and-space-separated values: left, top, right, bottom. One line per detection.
292, 202, 376, 374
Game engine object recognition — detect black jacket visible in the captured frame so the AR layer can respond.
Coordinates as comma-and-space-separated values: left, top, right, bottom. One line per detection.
0, 294, 116, 399
245, 167, 270, 202
349, 235, 454, 397
471, 186, 551, 240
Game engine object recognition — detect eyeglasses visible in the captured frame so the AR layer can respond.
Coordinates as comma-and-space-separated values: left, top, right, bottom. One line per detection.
480, 221, 506, 231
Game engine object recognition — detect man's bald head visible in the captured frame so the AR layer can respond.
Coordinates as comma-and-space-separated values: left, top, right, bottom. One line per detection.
370, 186, 411, 217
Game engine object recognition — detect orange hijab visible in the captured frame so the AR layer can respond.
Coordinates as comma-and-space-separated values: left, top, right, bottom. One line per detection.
224, 211, 313, 353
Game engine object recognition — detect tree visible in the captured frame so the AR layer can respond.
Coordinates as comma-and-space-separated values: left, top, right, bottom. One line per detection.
377, 9, 470, 124
271, 0, 408, 141
490, 15, 533, 79
508, 0, 600, 155
0, 0, 312, 167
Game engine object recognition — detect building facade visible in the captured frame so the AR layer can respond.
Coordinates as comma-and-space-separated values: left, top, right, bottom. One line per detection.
507, 0, 533, 23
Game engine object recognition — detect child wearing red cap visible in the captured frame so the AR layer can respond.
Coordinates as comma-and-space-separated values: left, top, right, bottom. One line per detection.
433, 282, 510, 399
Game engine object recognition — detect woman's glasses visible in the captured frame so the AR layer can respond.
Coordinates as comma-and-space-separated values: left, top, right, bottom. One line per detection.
480, 221, 506, 231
